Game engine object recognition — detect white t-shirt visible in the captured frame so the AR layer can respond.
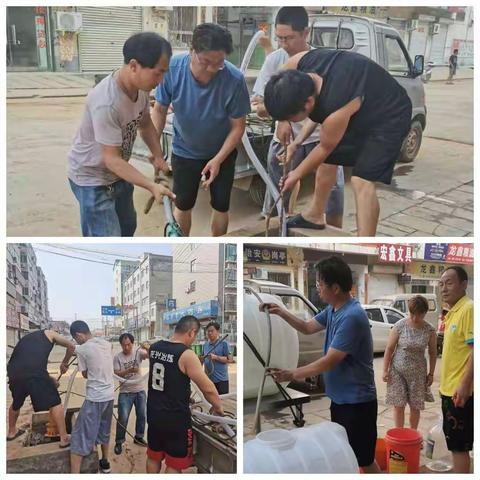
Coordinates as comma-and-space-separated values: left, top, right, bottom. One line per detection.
68, 73, 150, 186
76, 338, 114, 402
253, 48, 320, 145
113, 349, 146, 394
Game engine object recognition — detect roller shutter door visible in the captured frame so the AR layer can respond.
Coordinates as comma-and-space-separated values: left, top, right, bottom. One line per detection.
429, 23, 448, 64
77, 7, 143, 72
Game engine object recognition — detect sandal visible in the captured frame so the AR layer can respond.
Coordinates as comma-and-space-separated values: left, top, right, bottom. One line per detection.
287, 214, 326, 230
7, 429, 25, 441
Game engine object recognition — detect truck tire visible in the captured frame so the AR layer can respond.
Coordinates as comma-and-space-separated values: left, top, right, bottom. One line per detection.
248, 175, 266, 206
398, 120, 423, 163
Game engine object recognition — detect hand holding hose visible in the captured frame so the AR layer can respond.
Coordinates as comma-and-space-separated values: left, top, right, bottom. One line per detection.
145, 169, 175, 214
267, 367, 294, 383
259, 302, 284, 317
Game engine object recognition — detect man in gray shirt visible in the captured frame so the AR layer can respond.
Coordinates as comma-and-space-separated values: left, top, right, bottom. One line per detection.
69, 321, 114, 473
68, 32, 175, 237
113, 333, 148, 455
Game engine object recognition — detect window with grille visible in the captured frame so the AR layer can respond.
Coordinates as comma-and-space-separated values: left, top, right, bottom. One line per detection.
169, 7, 196, 48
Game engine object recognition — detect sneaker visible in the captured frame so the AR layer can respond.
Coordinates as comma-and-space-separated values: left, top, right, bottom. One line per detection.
99, 458, 111, 474
134, 436, 148, 447
114, 442, 122, 455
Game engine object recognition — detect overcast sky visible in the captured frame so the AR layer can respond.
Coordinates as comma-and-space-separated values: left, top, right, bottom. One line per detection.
33, 244, 172, 328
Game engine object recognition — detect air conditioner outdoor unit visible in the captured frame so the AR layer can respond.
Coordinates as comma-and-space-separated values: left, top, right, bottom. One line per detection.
57, 11, 83, 32
408, 19, 419, 30
432, 23, 441, 34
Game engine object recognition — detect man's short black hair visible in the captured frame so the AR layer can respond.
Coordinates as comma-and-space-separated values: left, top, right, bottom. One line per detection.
205, 321, 220, 331
192, 23, 233, 54
123, 32, 172, 68
275, 7, 309, 31
119, 333, 134, 344
444, 266, 468, 284
453, 49, 459, 54
315, 256, 353, 293
70, 320, 90, 337
264, 70, 315, 120
175, 315, 201, 334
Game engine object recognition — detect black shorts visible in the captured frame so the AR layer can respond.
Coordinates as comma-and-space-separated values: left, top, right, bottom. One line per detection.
9, 373, 61, 412
330, 399, 378, 467
441, 394, 473, 452
147, 420, 193, 469
214, 381, 229, 395
326, 111, 411, 185
171, 150, 237, 213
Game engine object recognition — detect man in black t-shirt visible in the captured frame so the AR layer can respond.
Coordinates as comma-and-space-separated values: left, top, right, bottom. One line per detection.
7, 329, 75, 448
146, 315, 224, 473
447, 49, 459, 84
264, 49, 412, 236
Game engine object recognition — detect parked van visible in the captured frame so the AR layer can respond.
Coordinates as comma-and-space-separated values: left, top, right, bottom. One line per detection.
370, 293, 439, 328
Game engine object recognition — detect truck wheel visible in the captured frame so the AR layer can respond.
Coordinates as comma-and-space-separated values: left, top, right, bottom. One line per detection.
398, 120, 423, 163
248, 175, 266, 206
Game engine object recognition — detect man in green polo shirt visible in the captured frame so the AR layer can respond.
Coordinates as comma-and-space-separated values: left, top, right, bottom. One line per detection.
438, 266, 473, 473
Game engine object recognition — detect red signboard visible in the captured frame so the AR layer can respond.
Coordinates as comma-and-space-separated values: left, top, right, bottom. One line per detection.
445, 243, 474, 264
377, 244, 413, 264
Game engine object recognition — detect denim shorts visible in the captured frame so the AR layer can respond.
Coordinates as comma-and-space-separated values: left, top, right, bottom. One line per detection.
69, 179, 137, 237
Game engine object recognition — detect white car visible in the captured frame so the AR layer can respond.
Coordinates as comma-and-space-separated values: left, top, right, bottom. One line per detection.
363, 305, 407, 353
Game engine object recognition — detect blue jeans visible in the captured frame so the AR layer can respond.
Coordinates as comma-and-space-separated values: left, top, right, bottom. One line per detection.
69, 179, 137, 237
115, 391, 146, 443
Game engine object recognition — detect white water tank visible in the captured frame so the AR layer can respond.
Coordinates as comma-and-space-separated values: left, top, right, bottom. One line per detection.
244, 290, 299, 399
244, 422, 359, 473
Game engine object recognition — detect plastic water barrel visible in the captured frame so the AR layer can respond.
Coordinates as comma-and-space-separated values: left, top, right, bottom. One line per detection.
244, 422, 359, 473
243, 290, 299, 399
385, 427, 423, 473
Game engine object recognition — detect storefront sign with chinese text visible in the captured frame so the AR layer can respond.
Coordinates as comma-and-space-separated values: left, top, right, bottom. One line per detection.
244, 245, 288, 265
445, 243, 473, 264
424, 243, 448, 261
377, 244, 413, 264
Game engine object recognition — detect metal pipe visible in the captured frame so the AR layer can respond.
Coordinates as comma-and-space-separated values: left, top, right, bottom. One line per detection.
246, 288, 273, 433
191, 411, 236, 426
239, 29, 286, 228
63, 365, 78, 417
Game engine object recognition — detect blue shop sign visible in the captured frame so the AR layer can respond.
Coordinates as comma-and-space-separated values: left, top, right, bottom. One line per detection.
163, 300, 219, 324
424, 244, 448, 261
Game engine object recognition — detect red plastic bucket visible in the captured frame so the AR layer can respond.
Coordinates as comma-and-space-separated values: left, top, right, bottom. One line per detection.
385, 428, 423, 473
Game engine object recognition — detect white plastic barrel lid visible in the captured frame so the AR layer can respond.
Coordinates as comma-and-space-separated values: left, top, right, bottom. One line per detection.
256, 429, 296, 450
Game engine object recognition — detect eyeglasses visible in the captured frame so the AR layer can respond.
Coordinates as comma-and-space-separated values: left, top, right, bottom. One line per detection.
193, 51, 225, 71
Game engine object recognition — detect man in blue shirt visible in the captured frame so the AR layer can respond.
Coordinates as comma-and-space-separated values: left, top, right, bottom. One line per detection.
152, 23, 250, 236
263, 256, 380, 473
201, 322, 231, 394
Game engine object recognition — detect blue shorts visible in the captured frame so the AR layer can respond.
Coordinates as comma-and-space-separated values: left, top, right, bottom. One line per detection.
70, 399, 114, 457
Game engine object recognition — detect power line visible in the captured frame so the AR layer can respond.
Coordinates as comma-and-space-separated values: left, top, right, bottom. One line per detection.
35, 245, 224, 268
34, 247, 114, 265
